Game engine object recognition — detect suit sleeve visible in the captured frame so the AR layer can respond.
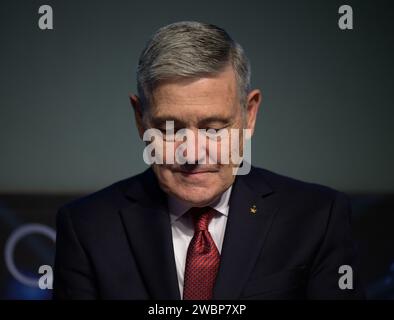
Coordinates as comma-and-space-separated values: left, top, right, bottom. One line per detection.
53, 206, 98, 299
307, 191, 365, 299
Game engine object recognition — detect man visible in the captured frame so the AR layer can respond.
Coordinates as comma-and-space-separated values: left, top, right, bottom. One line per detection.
53, 21, 364, 299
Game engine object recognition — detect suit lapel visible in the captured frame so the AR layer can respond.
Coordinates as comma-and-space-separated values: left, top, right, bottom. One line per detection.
213, 167, 279, 299
119, 168, 180, 299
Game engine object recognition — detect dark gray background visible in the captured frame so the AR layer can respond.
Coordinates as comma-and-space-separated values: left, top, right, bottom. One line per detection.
1, 0, 393, 193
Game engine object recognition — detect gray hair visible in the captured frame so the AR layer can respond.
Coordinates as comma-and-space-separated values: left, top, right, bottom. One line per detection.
136, 21, 251, 112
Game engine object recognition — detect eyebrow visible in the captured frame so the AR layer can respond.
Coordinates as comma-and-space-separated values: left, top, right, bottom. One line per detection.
149, 117, 185, 128
149, 115, 231, 128
199, 116, 232, 127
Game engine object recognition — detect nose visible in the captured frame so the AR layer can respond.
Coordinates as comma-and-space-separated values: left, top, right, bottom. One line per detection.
176, 128, 208, 165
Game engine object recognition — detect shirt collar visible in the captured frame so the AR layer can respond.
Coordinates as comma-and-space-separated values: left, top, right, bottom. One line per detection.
168, 185, 233, 224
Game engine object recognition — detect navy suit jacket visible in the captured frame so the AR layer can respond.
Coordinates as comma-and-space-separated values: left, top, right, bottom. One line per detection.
53, 165, 364, 299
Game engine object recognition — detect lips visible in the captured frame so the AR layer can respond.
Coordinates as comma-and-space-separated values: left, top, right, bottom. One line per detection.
175, 169, 219, 177
180, 170, 211, 174
179, 171, 214, 175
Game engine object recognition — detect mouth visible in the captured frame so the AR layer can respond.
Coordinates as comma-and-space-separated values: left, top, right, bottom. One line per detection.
173, 169, 219, 178
179, 172, 214, 183
180, 170, 213, 175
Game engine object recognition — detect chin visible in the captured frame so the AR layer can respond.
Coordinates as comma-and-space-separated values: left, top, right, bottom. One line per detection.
174, 185, 218, 206
154, 166, 229, 206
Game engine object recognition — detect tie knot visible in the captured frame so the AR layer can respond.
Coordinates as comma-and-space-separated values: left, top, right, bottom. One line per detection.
188, 206, 216, 231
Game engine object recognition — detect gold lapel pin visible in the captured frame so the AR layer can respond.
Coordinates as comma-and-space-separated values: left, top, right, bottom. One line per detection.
250, 205, 257, 214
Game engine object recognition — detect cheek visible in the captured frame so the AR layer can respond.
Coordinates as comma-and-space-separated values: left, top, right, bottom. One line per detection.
153, 165, 175, 187
220, 165, 235, 179
208, 137, 239, 165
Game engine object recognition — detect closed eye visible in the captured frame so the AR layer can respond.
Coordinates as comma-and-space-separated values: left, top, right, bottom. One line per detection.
202, 127, 229, 139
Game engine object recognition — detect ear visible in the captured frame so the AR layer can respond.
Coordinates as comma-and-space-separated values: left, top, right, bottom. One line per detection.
245, 89, 262, 137
129, 93, 145, 139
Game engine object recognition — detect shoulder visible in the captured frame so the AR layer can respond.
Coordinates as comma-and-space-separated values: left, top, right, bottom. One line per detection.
249, 165, 349, 209
57, 169, 147, 225
248, 166, 352, 242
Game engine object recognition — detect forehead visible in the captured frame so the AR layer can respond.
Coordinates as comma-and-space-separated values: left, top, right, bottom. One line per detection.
149, 66, 239, 121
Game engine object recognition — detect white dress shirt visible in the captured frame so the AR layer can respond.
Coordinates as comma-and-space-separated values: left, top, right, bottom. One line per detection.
168, 186, 233, 298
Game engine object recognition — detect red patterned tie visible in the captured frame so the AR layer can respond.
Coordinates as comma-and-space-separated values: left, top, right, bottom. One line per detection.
183, 206, 220, 300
